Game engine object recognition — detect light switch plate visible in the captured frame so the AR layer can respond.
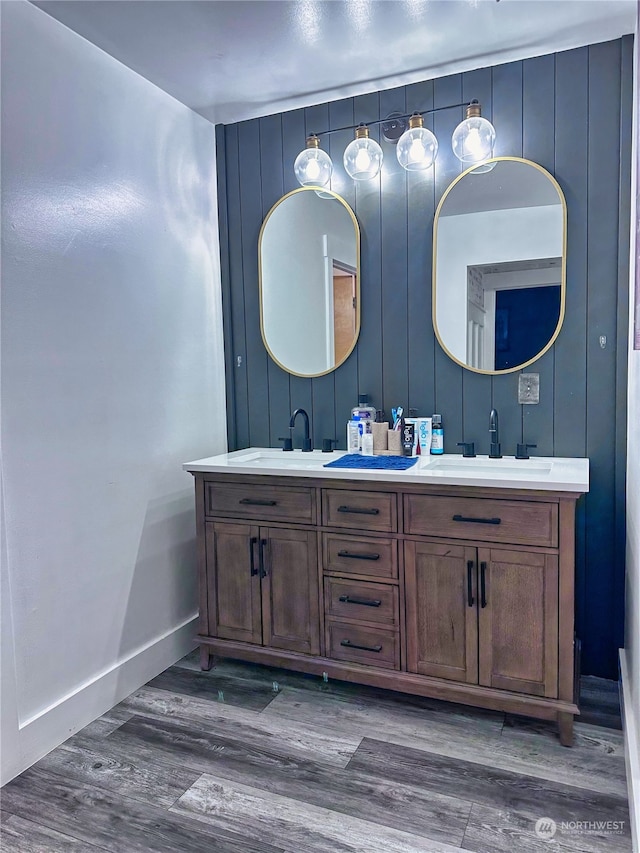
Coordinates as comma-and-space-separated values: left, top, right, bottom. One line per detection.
518, 373, 540, 404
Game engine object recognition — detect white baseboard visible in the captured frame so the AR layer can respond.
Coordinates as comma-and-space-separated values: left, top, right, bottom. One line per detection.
1, 615, 198, 786
620, 649, 640, 853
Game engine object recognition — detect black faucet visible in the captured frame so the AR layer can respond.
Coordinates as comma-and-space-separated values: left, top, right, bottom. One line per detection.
489, 408, 502, 459
289, 408, 312, 452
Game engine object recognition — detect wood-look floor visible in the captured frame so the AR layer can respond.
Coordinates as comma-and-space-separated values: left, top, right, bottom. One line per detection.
0, 652, 632, 853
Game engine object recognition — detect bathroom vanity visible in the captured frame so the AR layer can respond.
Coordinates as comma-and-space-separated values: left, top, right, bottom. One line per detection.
184, 450, 588, 745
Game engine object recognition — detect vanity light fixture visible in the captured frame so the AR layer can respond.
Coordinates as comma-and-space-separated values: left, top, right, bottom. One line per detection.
343, 125, 383, 181
293, 100, 496, 185
293, 134, 333, 187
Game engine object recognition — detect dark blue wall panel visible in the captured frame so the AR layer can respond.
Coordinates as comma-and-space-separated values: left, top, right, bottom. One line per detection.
216, 38, 632, 679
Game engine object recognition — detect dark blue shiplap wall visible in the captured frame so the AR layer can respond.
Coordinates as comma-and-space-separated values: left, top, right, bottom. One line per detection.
216, 38, 633, 680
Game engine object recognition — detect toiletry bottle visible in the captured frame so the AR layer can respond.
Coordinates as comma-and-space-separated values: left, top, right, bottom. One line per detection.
431, 414, 444, 455
347, 415, 361, 453
361, 421, 374, 456
402, 421, 415, 457
351, 394, 376, 422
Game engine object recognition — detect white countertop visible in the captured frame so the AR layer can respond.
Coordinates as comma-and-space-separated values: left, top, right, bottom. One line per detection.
184, 448, 589, 493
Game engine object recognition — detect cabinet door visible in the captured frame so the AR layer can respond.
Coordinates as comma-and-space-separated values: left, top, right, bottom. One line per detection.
478, 548, 558, 697
205, 522, 262, 644
261, 527, 320, 655
404, 541, 478, 683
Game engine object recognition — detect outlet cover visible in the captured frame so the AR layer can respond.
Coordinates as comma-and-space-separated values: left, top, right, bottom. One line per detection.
518, 373, 540, 404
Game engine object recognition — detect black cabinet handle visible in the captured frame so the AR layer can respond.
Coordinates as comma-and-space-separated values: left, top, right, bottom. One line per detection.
337, 506, 380, 515
338, 594, 382, 607
340, 639, 382, 652
452, 514, 501, 525
249, 536, 259, 576
239, 498, 277, 506
337, 550, 380, 561
259, 538, 268, 578
480, 561, 487, 608
467, 560, 474, 607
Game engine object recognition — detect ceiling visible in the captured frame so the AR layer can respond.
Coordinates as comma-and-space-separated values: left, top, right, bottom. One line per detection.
32, 0, 636, 125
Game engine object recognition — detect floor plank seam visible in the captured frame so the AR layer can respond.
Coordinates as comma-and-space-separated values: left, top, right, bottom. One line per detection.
166, 771, 209, 811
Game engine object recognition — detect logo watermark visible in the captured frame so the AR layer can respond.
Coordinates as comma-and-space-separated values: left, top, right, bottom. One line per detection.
535, 818, 557, 840
535, 816, 626, 841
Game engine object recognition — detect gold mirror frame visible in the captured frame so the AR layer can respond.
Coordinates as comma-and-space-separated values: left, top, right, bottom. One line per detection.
432, 156, 567, 375
259, 187, 361, 378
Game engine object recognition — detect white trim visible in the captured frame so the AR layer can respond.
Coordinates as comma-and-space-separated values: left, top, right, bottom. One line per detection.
620, 649, 640, 853
1, 615, 197, 786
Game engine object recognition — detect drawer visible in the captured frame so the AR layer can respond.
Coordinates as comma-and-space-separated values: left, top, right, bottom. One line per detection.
324, 533, 398, 579
206, 482, 314, 523
326, 621, 399, 670
324, 578, 398, 627
323, 489, 397, 532
404, 494, 558, 548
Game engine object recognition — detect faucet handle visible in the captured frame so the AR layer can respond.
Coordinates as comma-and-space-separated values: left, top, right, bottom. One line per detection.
278, 436, 293, 452
456, 442, 476, 458
515, 443, 537, 460
322, 438, 338, 453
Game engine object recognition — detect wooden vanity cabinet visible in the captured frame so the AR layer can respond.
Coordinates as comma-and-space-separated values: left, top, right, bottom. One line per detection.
404, 541, 559, 697
201, 489, 320, 660
193, 472, 581, 745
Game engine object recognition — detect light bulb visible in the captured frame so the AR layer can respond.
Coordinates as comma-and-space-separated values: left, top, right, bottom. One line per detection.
452, 102, 496, 165
306, 159, 321, 181
294, 135, 333, 187
409, 138, 425, 162
396, 114, 438, 171
463, 127, 483, 159
343, 125, 383, 181
355, 148, 371, 172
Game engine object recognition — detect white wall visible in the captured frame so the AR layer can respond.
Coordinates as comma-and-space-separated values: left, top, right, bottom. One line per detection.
436, 205, 563, 360
0, 1, 226, 783
622, 4, 640, 848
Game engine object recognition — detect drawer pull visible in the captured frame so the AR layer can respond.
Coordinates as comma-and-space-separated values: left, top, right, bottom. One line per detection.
340, 639, 382, 653
337, 550, 380, 561
452, 514, 501, 525
480, 561, 487, 608
467, 560, 474, 607
250, 537, 259, 576
239, 498, 277, 507
338, 594, 382, 608
337, 506, 380, 515
259, 538, 268, 578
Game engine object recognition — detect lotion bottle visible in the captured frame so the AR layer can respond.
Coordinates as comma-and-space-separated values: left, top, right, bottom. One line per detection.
361, 421, 374, 455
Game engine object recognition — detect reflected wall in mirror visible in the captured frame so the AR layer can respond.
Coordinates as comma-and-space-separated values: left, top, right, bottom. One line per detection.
259, 187, 360, 377
433, 157, 566, 374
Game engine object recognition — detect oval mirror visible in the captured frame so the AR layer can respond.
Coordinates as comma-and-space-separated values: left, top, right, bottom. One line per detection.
259, 187, 360, 377
433, 157, 566, 374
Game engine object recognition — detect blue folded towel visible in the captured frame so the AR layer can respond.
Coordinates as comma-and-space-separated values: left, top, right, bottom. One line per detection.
323, 454, 419, 470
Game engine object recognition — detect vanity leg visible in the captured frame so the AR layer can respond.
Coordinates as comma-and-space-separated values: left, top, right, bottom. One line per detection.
558, 712, 574, 747
199, 645, 214, 672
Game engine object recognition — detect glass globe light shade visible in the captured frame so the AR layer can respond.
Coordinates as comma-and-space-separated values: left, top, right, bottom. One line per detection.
294, 136, 333, 187
396, 114, 438, 171
452, 103, 496, 165
343, 126, 383, 181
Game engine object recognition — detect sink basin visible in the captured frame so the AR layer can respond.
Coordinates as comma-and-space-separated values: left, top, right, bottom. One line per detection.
421, 457, 553, 475
231, 450, 329, 469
